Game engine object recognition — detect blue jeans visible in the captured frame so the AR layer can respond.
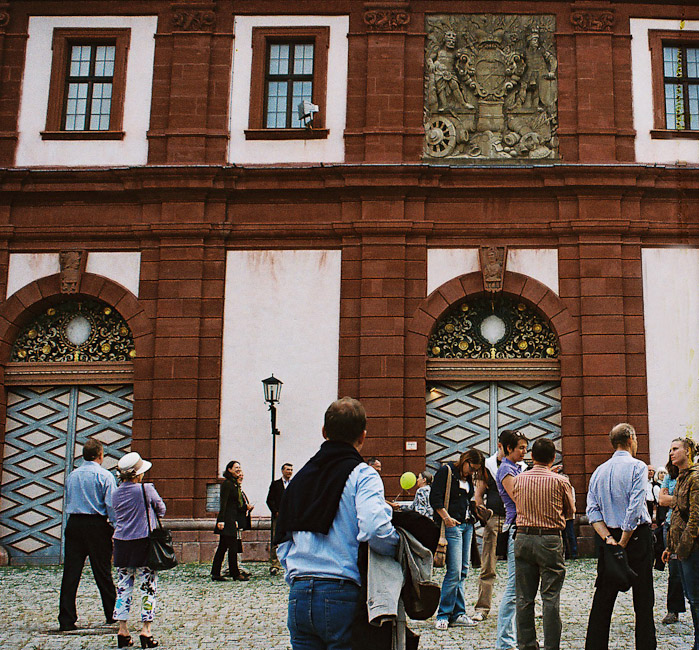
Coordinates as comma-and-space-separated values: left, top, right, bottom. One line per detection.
496, 526, 517, 650
288, 578, 360, 650
680, 550, 699, 650
437, 521, 474, 621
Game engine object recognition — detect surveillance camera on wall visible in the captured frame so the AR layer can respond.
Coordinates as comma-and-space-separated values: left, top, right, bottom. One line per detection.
297, 100, 319, 128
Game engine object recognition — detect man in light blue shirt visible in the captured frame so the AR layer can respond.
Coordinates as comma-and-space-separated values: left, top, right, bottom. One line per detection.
276, 397, 398, 649
585, 423, 656, 650
58, 439, 117, 631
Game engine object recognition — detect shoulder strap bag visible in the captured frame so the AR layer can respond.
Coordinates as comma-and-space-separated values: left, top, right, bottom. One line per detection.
142, 483, 178, 571
433, 464, 452, 568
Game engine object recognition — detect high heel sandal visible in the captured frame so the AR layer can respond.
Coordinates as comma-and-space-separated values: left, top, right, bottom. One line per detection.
117, 634, 133, 648
139, 634, 159, 648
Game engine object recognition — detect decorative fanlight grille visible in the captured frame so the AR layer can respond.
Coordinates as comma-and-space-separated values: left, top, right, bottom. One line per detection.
428, 294, 559, 360
12, 299, 135, 363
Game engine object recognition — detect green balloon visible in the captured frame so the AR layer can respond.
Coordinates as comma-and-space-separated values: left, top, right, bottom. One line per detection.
400, 471, 417, 490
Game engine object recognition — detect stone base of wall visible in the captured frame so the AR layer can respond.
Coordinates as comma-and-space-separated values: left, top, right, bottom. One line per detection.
168, 516, 598, 565
168, 517, 272, 563
577, 523, 596, 558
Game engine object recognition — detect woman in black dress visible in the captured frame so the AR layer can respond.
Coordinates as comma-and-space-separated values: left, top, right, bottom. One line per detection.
211, 460, 251, 581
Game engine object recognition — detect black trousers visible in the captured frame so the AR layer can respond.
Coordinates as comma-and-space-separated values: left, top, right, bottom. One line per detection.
585, 525, 656, 650
211, 534, 240, 578
58, 514, 116, 628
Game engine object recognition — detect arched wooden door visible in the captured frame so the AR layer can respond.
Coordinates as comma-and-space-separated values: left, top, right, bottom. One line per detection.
425, 293, 561, 469
0, 299, 135, 564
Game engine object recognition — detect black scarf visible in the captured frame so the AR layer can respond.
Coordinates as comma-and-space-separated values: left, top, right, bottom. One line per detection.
274, 440, 363, 544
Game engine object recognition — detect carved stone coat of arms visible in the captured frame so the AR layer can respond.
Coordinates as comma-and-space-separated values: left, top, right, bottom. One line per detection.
424, 14, 558, 161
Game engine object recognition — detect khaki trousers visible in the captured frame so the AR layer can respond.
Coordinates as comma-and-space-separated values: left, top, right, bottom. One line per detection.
475, 513, 504, 616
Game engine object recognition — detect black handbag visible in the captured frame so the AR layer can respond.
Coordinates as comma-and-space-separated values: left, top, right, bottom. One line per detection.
141, 484, 178, 571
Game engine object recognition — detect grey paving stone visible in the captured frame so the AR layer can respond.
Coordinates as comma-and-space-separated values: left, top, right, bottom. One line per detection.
0, 559, 692, 649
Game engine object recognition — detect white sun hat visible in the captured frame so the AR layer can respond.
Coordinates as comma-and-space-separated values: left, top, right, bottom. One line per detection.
117, 451, 152, 477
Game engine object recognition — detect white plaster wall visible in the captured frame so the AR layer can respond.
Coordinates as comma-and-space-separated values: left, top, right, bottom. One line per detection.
426, 248, 559, 295
86, 252, 141, 297
228, 15, 348, 164
6, 253, 60, 298
15, 16, 158, 167
219, 250, 341, 512
507, 248, 559, 295
427, 249, 479, 294
642, 248, 699, 468
631, 19, 699, 164
7, 251, 141, 299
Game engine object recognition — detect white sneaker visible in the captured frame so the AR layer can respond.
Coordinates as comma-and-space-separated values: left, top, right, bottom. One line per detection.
471, 612, 486, 622
435, 619, 449, 630
450, 614, 477, 627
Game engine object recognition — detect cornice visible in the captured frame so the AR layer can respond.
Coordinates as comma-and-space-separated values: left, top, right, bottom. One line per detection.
2, 164, 698, 195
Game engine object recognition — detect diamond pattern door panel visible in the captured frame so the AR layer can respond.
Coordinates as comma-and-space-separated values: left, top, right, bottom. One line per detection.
0, 385, 132, 565
426, 382, 493, 474
426, 381, 561, 473
497, 381, 562, 462
73, 386, 133, 474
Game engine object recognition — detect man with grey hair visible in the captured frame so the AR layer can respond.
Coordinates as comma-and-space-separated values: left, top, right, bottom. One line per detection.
58, 439, 117, 631
585, 423, 656, 650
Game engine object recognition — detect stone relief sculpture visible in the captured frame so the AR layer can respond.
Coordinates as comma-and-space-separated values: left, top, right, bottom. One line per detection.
480, 246, 507, 292
424, 14, 558, 161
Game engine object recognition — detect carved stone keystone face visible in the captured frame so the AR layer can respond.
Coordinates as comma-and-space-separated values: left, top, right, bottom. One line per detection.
424, 14, 559, 162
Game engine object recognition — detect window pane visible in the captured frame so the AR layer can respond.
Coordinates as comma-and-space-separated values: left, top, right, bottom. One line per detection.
266, 80, 288, 128
268, 44, 289, 75
293, 44, 314, 75
70, 45, 92, 77
94, 45, 116, 77
688, 48, 699, 78
690, 84, 699, 129
67, 83, 89, 100
665, 83, 685, 129
89, 83, 112, 130
291, 80, 313, 128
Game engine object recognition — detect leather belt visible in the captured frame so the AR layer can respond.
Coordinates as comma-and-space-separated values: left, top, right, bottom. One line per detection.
518, 526, 563, 536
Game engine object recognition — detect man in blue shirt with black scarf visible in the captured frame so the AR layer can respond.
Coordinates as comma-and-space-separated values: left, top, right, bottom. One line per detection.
275, 397, 398, 650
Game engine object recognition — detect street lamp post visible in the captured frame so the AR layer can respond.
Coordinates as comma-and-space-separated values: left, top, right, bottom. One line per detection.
262, 374, 283, 575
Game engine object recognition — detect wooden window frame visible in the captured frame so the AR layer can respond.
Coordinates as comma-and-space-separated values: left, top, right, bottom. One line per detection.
649, 29, 699, 140
246, 26, 329, 141
42, 28, 131, 141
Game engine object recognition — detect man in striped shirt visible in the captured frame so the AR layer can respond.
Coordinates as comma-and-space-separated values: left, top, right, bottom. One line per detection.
513, 438, 575, 650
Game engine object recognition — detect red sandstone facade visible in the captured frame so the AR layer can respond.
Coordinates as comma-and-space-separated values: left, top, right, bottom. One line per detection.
0, 1, 697, 562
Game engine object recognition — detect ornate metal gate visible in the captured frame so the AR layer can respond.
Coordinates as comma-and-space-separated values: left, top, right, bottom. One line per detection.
426, 380, 561, 473
0, 385, 132, 564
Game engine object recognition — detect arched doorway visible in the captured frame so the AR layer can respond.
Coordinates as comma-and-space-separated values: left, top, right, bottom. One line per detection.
424, 292, 562, 471
0, 298, 135, 564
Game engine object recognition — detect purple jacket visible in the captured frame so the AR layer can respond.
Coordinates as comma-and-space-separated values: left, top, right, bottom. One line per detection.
111, 482, 166, 541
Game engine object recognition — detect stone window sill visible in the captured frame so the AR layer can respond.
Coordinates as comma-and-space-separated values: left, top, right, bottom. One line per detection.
41, 130, 125, 141
244, 128, 329, 141
650, 129, 699, 140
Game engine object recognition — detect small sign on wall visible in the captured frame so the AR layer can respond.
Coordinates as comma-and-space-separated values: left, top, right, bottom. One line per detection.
206, 483, 220, 512
405, 441, 418, 451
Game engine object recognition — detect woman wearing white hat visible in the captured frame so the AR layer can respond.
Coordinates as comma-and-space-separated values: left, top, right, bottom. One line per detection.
111, 452, 166, 649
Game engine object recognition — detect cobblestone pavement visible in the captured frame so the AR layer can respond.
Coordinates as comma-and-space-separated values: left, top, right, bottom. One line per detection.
0, 559, 692, 650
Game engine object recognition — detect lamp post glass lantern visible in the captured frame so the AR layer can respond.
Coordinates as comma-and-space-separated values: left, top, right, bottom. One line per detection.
262, 375, 283, 404
262, 374, 282, 574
